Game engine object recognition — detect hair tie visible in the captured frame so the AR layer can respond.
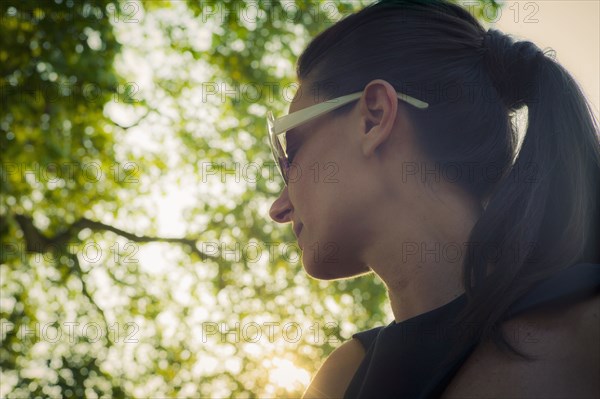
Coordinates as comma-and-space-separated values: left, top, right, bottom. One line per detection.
482, 29, 546, 108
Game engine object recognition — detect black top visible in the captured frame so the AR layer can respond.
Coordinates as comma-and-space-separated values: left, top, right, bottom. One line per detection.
345, 262, 600, 399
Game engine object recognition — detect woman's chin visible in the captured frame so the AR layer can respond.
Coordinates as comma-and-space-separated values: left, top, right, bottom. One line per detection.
304, 267, 343, 280
301, 256, 371, 280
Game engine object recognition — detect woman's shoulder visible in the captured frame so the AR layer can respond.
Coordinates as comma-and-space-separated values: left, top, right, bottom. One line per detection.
442, 292, 600, 398
302, 337, 366, 399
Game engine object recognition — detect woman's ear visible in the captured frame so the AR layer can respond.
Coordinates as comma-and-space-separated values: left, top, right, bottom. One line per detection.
359, 79, 399, 157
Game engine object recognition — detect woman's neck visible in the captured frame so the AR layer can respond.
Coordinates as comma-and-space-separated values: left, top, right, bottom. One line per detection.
365, 182, 481, 324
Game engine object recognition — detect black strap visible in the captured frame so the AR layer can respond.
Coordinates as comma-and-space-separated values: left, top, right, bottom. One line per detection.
507, 262, 600, 319
352, 326, 383, 351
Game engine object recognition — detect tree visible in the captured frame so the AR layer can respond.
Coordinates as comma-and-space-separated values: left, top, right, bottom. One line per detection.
0, 1, 500, 397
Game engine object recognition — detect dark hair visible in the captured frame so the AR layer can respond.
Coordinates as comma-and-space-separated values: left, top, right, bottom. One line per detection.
297, 0, 600, 357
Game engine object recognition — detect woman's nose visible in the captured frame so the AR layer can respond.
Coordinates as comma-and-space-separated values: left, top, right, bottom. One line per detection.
269, 187, 293, 223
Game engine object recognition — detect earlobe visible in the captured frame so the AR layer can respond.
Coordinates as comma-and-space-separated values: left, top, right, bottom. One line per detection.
359, 79, 398, 158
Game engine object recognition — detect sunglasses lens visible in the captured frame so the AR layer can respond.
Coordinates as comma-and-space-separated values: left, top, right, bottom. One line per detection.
278, 156, 289, 184
267, 113, 288, 184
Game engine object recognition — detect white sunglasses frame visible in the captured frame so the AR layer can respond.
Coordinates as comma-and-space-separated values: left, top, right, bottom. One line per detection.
267, 89, 429, 184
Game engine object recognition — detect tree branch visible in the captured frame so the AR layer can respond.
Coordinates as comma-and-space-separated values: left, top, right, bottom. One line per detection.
13, 213, 217, 261
110, 107, 152, 130
67, 251, 113, 348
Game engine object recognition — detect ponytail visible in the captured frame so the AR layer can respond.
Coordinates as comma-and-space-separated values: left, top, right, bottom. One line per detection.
458, 30, 600, 355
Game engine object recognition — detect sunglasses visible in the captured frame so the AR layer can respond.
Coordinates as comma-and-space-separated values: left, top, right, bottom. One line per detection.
267, 88, 429, 185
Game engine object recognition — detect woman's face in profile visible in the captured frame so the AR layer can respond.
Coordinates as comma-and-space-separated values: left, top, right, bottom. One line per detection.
269, 83, 383, 281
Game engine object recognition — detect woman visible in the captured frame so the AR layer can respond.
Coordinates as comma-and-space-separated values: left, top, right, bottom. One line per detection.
267, 0, 600, 397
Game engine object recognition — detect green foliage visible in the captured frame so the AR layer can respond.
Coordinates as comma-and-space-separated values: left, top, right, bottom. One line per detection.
1, 0, 498, 397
